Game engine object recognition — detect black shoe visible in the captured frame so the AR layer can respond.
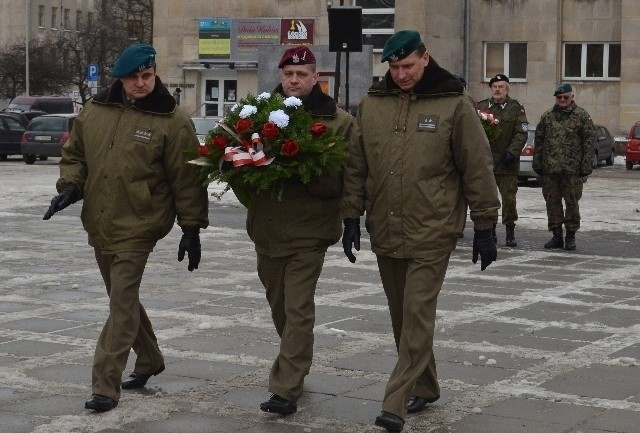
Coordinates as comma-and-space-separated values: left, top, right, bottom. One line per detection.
375, 411, 404, 432
121, 364, 165, 389
544, 227, 564, 249
407, 394, 440, 413
505, 224, 517, 247
85, 394, 117, 411
564, 230, 576, 250
260, 393, 297, 415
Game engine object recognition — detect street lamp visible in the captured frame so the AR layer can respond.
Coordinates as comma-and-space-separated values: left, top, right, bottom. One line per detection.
25, 0, 30, 96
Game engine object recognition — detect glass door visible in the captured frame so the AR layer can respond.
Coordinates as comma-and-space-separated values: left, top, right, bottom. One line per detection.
202, 77, 237, 117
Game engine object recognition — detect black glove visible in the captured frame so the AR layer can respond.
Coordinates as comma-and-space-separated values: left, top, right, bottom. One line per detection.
472, 229, 497, 271
342, 218, 361, 263
502, 151, 516, 167
43, 186, 80, 220
178, 227, 201, 271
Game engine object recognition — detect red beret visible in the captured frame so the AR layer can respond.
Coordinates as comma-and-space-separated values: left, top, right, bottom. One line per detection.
278, 46, 316, 68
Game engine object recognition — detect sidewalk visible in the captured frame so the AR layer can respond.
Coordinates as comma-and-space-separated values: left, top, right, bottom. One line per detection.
1, 162, 639, 433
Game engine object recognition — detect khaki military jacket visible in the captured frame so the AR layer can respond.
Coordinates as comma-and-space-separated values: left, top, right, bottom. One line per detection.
476, 95, 528, 175
341, 58, 500, 259
533, 102, 595, 176
246, 84, 354, 257
57, 77, 209, 253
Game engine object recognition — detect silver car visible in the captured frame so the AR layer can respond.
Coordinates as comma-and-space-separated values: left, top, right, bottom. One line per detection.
518, 126, 539, 183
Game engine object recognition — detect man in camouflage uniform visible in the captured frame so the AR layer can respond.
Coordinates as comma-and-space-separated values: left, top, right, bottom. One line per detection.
533, 83, 595, 250
477, 74, 528, 247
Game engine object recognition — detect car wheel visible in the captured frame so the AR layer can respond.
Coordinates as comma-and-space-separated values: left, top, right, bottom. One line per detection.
605, 154, 613, 165
591, 152, 598, 168
23, 154, 36, 165
626, 161, 634, 170
39, 155, 48, 161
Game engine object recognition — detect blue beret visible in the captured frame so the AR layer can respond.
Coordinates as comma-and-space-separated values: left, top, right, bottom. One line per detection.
381, 30, 423, 63
112, 44, 156, 78
554, 83, 573, 96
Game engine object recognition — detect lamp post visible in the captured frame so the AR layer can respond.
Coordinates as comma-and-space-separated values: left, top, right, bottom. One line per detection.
25, 0, 30, 96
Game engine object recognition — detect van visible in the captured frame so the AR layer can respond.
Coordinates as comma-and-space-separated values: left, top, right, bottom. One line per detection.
7, 96, 74, 114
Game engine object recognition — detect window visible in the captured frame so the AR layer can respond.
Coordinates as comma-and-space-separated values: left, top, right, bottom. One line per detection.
484, 42, 527, 82
38, 5, 45, 27
87, 12, 94, 28
51, 7, 58, 29
63, 8, 70, 30
563, 42, 621, 80
76, 10, 82, 29
356, 0, 395, 52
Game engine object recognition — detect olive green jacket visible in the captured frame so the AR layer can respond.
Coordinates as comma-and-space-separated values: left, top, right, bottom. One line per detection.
476, 95, 528, 175
341, 58, 500, 259
533, 102, 595, 176
56, 77, 209, 253
246, 83, 354, 257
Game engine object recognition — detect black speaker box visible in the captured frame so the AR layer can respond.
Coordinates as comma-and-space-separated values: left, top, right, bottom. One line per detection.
328, 7, 363, 52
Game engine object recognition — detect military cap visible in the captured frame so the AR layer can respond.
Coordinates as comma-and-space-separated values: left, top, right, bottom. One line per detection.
554, 82, 573, 96
381, 30, 423, 63
278, 46, 316, 68
489, 74, 509, 86
112, 44, 156, 78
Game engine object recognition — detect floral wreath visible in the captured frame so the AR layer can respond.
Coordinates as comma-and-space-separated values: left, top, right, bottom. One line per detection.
477, 110, 500, 142
188, 92, 348, 208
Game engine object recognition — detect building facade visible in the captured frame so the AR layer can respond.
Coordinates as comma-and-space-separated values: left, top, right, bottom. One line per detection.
152, 0, 638, 136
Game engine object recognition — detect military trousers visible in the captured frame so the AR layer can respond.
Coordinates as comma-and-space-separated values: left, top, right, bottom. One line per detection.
376, 253, 450, 420
92, 248, 164, 401
495, 173, 518, 225
257, 248, 326, 402
542, 173, 582, 231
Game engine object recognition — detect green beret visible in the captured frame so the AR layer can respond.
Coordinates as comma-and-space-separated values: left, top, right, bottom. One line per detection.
381, 30, 423, 63
554, 83, 573, 96
112, 44, 156, 78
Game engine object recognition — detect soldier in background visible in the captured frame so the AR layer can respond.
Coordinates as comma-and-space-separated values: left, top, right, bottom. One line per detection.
533, 83, 595, 250
477, 74, 528, 247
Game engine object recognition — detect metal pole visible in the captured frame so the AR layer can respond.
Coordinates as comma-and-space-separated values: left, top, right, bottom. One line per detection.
25, 0, 30, 96
345, 51, 350, 113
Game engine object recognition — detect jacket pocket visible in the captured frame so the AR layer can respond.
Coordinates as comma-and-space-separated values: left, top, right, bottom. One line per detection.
128, 180, 153, 218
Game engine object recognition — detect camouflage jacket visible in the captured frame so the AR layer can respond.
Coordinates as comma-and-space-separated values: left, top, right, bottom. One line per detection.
533, 102, 595, 176
476, 96, 528, 175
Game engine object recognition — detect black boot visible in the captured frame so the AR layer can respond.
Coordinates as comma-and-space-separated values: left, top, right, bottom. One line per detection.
506, 224, 517, 247
492, 224, 497, 244
544, 227, 564, 249
565, 230, 576, 250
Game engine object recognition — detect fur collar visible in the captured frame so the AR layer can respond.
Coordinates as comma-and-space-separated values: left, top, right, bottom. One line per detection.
92, 76, 176, 115
370, 57, 464, 97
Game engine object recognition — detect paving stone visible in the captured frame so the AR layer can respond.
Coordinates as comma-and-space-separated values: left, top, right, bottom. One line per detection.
482, 397, 602, 425
0, 411, 43, 433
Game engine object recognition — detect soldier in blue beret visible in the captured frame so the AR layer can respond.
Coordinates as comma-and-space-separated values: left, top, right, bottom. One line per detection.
43, 43, 209, 411
342, 30, 500, 432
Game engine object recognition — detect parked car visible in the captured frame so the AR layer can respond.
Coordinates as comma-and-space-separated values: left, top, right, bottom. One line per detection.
7, 95, 74, 114
3, 110, 47, 128
0, 113, 27, 160
593, 124, 615, 167
21, 113, 77, 164
191, 116, 219, 145
626, 121, 640, 170
518, 126, 539, 183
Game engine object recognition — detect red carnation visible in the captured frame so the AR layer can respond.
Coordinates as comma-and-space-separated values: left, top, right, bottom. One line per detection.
211, 135, 229, 150
198, 145, 211, 156
310, 122, 328, 136
281, 139, 300, 157
235, 118, 253, 133
262, 122, 280, 139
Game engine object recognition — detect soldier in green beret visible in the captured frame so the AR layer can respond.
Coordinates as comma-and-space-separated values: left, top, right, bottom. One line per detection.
533, 83, 595, 250
43, 44, 209, 411
341, 30, 500, 432
477, 74, 529, 247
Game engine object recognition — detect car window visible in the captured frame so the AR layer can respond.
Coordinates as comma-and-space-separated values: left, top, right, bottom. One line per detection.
29, 117, 65, 132
4, 116, 24, 131
634, 124, 640, 139
192, 118, 218, 135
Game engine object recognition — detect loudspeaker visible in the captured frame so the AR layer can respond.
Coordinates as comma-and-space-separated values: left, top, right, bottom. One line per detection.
328, 7, 363, 52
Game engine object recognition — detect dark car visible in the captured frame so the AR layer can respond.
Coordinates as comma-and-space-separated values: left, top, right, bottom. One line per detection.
593, 124, 615, 167
0, 113, 27, 160
21, 113, 77, 164
4, 110, 47, 128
